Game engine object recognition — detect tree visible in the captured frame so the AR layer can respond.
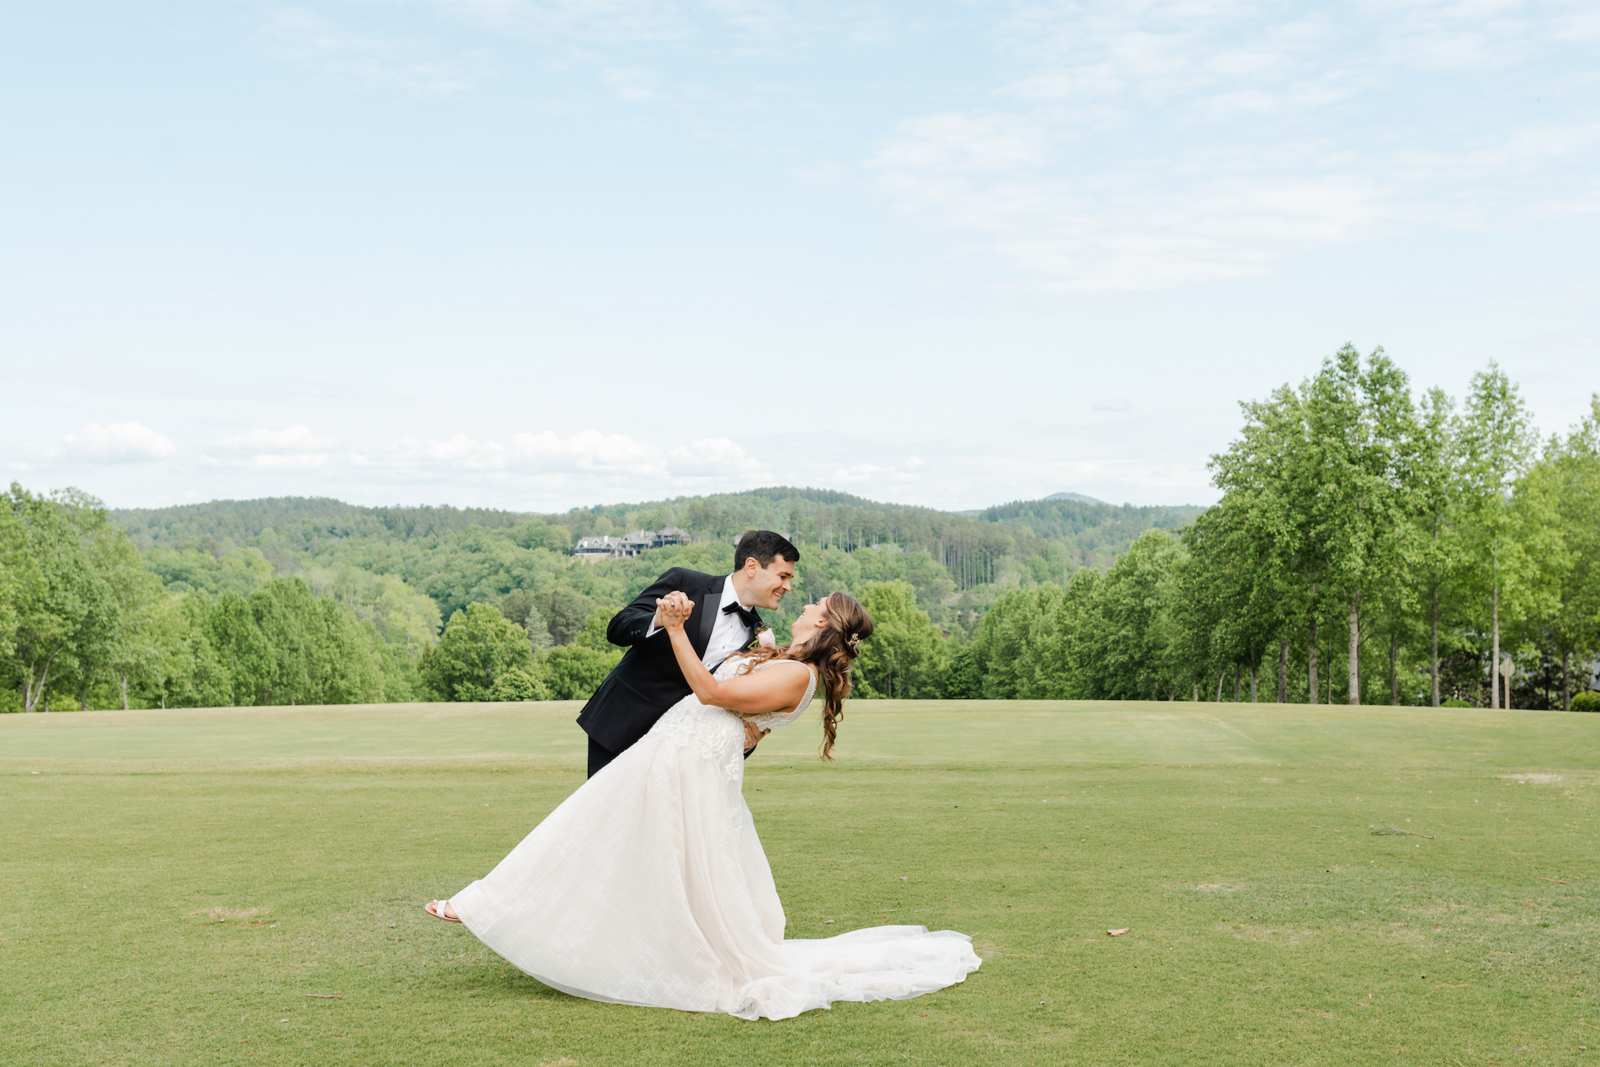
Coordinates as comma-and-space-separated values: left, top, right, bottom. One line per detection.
1210, 384, 1328, 703
207, 592, 273, 707
1516, 396, 1600, 710
1410, 387, 1460, 706
536, 646, 619, 700
966, 583, 1067, 699
853, 581, 945, 699
420, 602, 534, 701
145, 594, 231, 709
1455, 364, 1538, 708
1300, 346, 1419, 705
489, 668, 552, 701
1, 484, 119, 712
1074, 530, 1183, 701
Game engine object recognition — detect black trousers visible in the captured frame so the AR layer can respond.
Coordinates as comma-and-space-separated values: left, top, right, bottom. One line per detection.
586, 735, 756, 779
587, 736, 620, 779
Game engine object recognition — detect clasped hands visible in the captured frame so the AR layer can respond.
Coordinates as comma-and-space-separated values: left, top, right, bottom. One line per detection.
654, 591, 769, 751
655, 591, 695, 630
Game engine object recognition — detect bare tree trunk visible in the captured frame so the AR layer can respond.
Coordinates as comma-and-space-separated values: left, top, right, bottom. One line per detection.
1234, 664, 1241, 702
1389, 633, 1399, 706
1430, 583, 1441, 707
120, 672, 130, 712
80, 693, 88, 712
22, 659, 53, 714
1491, 544, 1500, 709
1250, 665, 1257, 703
1563, 650, 1572, 711
1348, 596, 1361, 706
1192, 683, 1199, 702
1215, 670, 1225, 702
1309, 616, 1319, 705
1277, 639, 1288, 703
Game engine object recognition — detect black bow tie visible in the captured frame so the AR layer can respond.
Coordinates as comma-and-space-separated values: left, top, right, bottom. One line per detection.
722, 602, 761, 630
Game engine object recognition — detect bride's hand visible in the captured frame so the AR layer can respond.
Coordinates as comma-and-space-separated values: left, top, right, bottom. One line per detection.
656, 592, 693, 631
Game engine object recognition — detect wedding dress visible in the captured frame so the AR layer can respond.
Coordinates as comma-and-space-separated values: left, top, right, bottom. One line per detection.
448, 658, 981, 1020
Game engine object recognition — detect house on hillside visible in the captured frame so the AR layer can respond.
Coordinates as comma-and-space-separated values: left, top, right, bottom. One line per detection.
620, 527, 691, 556
574, 528, 691, 561
573, 535, 626, 560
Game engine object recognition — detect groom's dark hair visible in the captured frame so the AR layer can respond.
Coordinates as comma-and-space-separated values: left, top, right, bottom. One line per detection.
734, 529, 800, 570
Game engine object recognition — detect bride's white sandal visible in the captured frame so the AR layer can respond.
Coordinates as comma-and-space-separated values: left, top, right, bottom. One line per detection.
425, 900, 461, 923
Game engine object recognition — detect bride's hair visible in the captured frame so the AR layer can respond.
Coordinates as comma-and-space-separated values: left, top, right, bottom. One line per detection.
728, 591, 873, 761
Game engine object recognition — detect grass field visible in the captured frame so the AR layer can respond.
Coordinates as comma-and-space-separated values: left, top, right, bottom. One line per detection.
2, 700, 1597, 1066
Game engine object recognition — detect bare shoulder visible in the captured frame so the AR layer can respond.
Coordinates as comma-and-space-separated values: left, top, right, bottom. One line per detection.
758, 660, 814, 681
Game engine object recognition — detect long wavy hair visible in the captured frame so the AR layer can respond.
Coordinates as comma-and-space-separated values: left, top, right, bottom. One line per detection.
727, 591, 874, 761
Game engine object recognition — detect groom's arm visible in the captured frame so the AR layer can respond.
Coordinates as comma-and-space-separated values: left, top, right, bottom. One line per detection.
606, 568, 690, 647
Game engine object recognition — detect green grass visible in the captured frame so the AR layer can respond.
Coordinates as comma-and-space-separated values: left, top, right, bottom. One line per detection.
2, 700, 1597, 1066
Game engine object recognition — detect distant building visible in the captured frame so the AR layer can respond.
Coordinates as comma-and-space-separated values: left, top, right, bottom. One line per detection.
573, 535, 626, 560
573, 528, 691, 561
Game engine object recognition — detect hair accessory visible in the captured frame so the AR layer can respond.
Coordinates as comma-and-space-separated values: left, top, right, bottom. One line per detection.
846, 632, 862, 655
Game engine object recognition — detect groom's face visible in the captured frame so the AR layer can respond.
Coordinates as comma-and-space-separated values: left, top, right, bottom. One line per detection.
743, 556, 795, 610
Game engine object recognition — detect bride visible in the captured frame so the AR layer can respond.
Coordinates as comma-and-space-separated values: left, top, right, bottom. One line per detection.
426, 590, 980, 1020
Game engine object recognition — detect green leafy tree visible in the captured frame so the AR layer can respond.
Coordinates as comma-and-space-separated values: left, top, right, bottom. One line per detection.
1455, 363, 1539, 707
966, 582, 1068, 699
853, 580, 945, 699
420, 602, 534, 701
145, 594, 231, 709
940, 644, 983, 699
536, 646, 621, 700
207, 592, 273, 707
1301, 346, 1420, 705
1074, 530, 1182, 701
1516, 396, 1600, 709
1, 484, 119, 712
488, 667, 552, 701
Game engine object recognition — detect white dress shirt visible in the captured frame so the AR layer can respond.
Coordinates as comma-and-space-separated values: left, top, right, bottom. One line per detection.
649, 575, 756, 669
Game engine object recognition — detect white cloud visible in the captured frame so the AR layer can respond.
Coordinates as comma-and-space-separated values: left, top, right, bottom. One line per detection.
830, 455, 923, 485
52, 422, 179, 463
219, 425, 337, 450
247, 453, 330, 472
601, 66, 657, 101
335, 429, 770, 488
265, 8, 487, 96
666, 437, 764, 477
510, 429, 663, 474
867, 1, 1600, 293
203, 423, 336, 473
1093, 397, 1131, 411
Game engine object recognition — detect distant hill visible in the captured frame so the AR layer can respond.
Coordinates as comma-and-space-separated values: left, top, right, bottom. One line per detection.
1046, 491, 1108, 505
113, 496, 530, 550
110, 488, 1209, 605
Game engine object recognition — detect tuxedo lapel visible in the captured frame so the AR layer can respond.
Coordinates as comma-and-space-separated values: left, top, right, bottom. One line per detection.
693, 575, 723, 657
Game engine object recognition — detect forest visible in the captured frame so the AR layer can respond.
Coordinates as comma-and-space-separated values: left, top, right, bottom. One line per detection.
2, 478, 1193, 711
4, 347, 1598, 712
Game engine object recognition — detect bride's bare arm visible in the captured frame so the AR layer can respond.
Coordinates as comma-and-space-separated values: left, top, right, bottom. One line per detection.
658, 594, 808, 715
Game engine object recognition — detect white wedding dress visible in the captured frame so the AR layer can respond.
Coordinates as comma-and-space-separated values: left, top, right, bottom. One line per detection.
448, 658, 981, 1020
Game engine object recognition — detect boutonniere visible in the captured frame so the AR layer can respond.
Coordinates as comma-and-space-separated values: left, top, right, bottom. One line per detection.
755, 626, 776, 649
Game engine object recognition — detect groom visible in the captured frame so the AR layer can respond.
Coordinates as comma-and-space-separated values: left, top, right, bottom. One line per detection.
576, 529, 800, 778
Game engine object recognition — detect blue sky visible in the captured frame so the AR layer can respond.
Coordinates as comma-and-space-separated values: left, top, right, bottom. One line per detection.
3, 0, 1597, 512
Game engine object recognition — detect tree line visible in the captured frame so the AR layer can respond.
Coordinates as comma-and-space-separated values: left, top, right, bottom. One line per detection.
890, 350, 1598, 711
11, 349, 1595, 712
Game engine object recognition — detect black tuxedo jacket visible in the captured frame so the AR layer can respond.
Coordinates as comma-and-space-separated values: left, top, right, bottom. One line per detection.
576, 567, 759, 755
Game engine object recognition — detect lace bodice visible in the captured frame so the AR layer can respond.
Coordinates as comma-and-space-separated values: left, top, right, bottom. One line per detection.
651, 657, 817, 783
738, 659, 818, 731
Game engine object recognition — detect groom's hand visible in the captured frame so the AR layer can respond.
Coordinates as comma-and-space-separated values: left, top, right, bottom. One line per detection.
654, 591, 693, 630
743, 721, 770, 750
